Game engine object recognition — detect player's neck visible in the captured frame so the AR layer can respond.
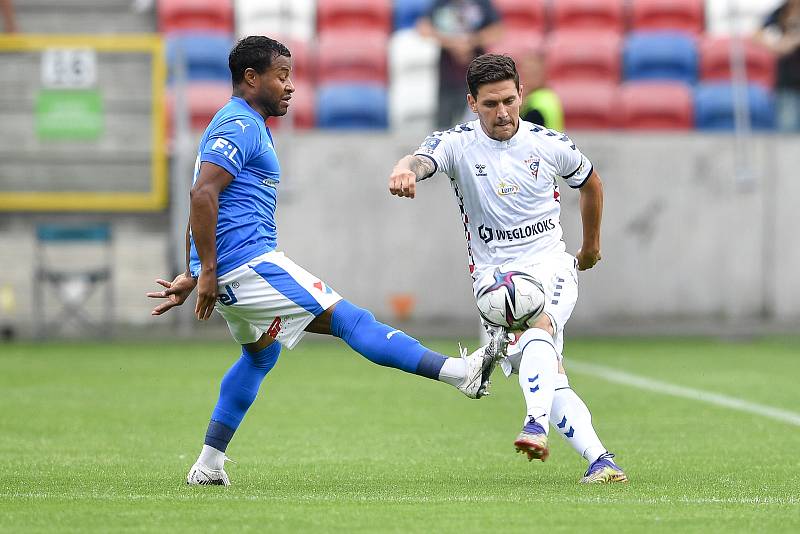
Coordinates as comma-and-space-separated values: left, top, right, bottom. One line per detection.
232, 90, 270, 122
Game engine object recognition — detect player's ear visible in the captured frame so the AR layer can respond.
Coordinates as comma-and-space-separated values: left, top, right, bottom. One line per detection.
467, 93, 477, 113
243, 67, 257, 87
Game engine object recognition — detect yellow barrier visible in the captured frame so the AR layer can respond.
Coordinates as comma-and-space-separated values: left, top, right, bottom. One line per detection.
0, 34, 167, 212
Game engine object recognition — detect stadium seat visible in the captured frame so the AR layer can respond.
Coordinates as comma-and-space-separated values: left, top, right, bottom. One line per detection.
699, 36, 776, 89
316, 83, 388, 129
694, 82, 775, 130
166, 33, 233, 83
486, 30, 544, 64
390, 76, 437, 130
283, 39, 313, 83
550, 81, 618, 129
545, 31, 622, 83
235, 0, 316, 42
317, 29, 388, 84
317, 0, 391, 34
551, 0, 625, 33
493, 0, 547, 32
390, 29, 438, 78
618, 81, 693, 129
623, 32, 698, 83
394, 0, 433, 30
705, 0, 774, 36
166, 81, 232, 135
267, 81, 315, 130
158, 0, 233, 33
630, 0, 705, 35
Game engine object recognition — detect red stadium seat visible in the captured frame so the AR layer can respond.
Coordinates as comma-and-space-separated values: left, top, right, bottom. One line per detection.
699, 36, 776, 89
630, 0, 705, 35
317, 29, 388, 84
158, 0, 233, 33
317, 0, 391, 34
493, 0, 547, 32
487, 30, 543, 64
618, 81, 693, 129
282, 39, 313, 84
165, 82, 232, 141
551, 81, 618, 129
266, 81, 315, 130
551, 0, 625, 33
545, 31, 622, 83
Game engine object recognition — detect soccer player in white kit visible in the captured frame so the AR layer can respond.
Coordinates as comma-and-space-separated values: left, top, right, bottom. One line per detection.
388, 54, 627, 483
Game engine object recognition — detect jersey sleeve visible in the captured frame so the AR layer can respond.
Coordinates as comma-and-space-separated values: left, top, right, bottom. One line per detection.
200, 117, 260, 179
550, 133, 594, 188
413, 132, 457, 179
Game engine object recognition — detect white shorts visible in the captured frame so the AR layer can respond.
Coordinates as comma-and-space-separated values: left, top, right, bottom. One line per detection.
475, 252, 578, 367
214, 251, 342, 349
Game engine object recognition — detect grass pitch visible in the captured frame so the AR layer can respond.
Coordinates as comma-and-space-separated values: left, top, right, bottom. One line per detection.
1, 336, 799, 533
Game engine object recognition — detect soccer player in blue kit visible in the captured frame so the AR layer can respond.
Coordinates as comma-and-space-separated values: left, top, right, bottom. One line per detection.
146, 36, 496, 486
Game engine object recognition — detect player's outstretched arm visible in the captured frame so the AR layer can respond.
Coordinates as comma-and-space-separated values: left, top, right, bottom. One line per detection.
576, 170, 604, 271
388, 155, 435, 199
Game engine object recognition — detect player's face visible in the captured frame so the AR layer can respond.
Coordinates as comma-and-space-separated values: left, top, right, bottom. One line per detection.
256, 55, 294, 117
467, 80, 523, 142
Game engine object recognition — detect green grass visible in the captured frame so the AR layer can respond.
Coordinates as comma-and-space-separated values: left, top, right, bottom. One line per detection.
1, 337, 799, 533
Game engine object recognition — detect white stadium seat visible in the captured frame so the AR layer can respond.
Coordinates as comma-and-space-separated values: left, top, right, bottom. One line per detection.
389, 29, 439, 130
705, 0, 785, 36
235, 0, 316, 42
389, 28, 439, 79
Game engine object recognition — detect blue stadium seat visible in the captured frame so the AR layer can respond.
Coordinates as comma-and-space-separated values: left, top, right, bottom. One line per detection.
623, 32, 698, 84
166, 32, 233, 83
316, 84, 388, 129
694, 83, 774, 130
394, 0, 433, 30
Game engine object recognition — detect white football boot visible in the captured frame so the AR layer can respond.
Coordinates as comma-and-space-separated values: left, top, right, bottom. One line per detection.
456, 335, 499, 399
186, 462, 231, 486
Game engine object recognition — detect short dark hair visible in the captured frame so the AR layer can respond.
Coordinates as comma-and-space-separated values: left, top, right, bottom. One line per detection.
466, 54, 520, 98
229, 36, 291, 85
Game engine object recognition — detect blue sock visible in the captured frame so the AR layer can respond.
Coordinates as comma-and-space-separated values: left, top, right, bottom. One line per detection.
329, 299, 447, 380
204, 342, 281, 452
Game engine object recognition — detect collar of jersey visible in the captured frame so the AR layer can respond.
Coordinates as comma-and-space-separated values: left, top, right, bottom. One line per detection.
475, 119, 523, 149
230, 96, 264, 122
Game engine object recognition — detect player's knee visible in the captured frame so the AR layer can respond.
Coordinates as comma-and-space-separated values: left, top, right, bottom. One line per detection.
242, 341, 281, 370
529, 312, 554, 337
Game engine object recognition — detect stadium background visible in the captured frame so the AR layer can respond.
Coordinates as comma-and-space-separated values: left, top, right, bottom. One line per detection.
1, 2, 799, 532
0, 0, 798, 340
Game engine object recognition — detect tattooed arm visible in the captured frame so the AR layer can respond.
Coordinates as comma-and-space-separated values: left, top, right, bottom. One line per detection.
388, 155, 436, 199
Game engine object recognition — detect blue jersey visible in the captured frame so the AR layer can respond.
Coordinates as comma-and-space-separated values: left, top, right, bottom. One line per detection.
189, 96, 280, 278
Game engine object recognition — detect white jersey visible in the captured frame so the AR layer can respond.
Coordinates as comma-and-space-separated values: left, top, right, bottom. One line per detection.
414, 119, 593, 280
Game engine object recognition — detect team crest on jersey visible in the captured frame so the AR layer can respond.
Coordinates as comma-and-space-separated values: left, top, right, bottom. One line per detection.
496, 181, 520, 196
474, 163, 488, 177
525, 157, 540, 180
420, 137, 441, 154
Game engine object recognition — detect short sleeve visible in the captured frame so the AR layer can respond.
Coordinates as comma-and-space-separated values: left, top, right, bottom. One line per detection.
413, 132, 456, 179
550, 133, 594, 188
200, 117, 260, 179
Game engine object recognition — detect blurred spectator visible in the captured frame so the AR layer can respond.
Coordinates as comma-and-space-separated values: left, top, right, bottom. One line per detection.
417, 0, 503, 128
1, 0, 17, 32
757, 0, 800, 131
518, 51, 564, 130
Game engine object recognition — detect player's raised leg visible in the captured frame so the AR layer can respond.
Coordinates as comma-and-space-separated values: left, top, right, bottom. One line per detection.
316, 299, 496, 399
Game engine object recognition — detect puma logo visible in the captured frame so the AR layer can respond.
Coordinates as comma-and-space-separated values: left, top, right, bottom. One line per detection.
235, 120, 250, 132
386, 330, 401, 340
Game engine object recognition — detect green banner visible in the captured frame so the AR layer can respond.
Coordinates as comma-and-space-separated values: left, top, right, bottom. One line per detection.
35, 89, 103, 140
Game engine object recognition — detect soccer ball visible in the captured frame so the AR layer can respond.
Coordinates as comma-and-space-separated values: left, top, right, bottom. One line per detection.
476, 269, 546, 330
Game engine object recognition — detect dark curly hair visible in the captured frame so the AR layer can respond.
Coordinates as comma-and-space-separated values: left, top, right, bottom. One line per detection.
466, 54, 520, 98
229, 36, 291, 85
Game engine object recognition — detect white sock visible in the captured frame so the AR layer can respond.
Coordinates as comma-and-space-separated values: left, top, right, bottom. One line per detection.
438, 357, 466, 387
517, 328, 558, 432
197, 444, 226, 470
550, 374, 607, 464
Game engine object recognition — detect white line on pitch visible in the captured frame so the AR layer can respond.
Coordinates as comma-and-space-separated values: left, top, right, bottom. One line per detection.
567, 360, 800, 427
